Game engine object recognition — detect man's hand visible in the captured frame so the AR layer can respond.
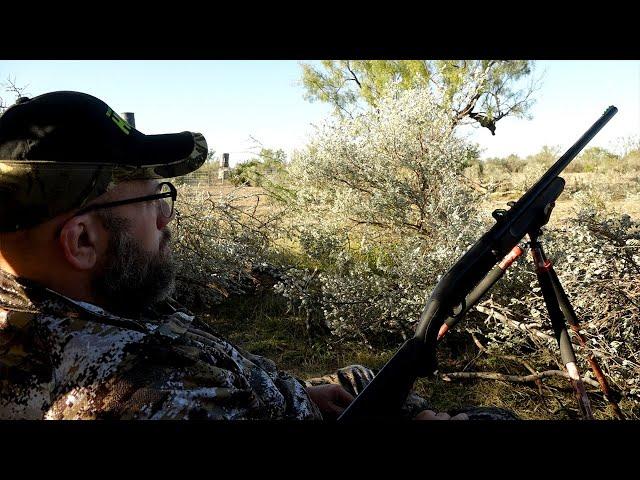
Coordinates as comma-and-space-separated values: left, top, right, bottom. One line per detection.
414, 409, 469, 420
306, 384, 354, 419
305, 385, 469, 421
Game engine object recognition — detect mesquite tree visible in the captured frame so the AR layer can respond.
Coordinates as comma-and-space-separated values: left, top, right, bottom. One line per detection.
275, 87, 484, 344
300, 60, 538, 135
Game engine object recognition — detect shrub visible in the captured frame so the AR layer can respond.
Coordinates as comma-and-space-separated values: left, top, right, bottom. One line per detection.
230, 149, 287, 187
272, 86, 484, 345
469, 205, 640, 402
170, 185, 282, 309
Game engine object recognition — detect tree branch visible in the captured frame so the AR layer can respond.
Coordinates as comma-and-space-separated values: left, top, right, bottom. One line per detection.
475, 304, 556, 343
441, 370, 601, 389
345, 61, 362, 89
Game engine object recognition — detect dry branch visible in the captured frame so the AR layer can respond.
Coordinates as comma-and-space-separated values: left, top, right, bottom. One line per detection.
441, 370, 601, 389
475, 304, 555, 342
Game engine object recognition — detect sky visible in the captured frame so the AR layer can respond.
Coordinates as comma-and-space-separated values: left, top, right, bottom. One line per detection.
0, 60, 638, 165
460, 60, 640, 159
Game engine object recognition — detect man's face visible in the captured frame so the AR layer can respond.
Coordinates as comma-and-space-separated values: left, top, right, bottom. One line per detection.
89, 180, 177, 315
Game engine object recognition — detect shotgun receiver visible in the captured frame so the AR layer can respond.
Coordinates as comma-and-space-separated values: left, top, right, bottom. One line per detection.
338, 106, 618, 421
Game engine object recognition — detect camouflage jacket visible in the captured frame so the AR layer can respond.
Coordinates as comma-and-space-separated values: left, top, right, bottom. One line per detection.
0, 269, 322, 420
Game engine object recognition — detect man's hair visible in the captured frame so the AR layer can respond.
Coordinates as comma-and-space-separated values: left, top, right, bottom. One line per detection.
93, 208, 130, 233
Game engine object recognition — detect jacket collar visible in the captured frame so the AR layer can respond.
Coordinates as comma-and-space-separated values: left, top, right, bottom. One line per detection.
0, 268, 181, 332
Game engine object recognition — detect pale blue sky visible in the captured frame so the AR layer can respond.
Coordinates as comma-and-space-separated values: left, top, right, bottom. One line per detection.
460, 60, 640, 159
1, 60, 638, 164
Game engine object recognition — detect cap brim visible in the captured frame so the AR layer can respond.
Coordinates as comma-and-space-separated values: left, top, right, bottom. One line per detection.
122, 131, 208, 179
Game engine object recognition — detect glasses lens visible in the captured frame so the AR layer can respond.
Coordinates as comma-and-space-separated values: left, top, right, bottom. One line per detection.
159, 183, 174, 218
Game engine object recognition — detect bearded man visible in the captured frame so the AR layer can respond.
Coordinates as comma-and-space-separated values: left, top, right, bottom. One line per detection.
0, 91, 483, 420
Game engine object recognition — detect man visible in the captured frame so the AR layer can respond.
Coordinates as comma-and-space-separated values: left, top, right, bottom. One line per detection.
0, 91, 471, 420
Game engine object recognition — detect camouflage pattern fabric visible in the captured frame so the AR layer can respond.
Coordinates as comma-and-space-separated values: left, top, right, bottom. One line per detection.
0, 132, 208, 232
306, 366, 519, 420
0, 268, 321, 420
0, 268, 518, 420
305, 365, 434, 419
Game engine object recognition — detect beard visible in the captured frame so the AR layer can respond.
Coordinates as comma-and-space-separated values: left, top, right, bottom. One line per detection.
91, 213, 177, 317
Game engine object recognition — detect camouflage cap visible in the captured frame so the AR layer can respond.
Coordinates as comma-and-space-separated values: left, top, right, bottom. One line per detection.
0, 91, 208, 232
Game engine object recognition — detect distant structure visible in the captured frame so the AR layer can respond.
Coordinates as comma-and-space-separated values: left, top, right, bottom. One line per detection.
121, 112, 136, 128
218, 153, 230, 183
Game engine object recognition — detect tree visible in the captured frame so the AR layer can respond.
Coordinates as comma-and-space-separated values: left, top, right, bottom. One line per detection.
288, 86, 479, 240
256, 148, 287, 164
273, 86, 484, 343
612, 135, 640, 158
230, 148, 287, 187
300, 60, 538, 135
0, 77, 29, 115
526, 145, 562, 166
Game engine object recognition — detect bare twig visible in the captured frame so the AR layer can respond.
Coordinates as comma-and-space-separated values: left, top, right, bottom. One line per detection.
441, 370, 601, 389
476, 304, 555, 343
471, 332, 545, 396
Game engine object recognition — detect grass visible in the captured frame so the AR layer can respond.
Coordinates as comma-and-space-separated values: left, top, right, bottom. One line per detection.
199, 292, 395, 379
197, 291, 630, 420
185, 156, 639, 420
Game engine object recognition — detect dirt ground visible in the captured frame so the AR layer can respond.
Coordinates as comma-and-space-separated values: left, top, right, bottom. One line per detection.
193, 182, 640, 221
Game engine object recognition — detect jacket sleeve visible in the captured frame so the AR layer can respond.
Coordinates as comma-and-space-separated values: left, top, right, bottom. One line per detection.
44, 322, 321, 420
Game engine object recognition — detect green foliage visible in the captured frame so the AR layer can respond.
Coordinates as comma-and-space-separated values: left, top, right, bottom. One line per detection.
484, 154, 525, 174
474, 144, 640, 201
271, 86, 485, 345
171, 186, 264, 305
526, 145, 561, 167
612, 134, 640, 158
166, 80, 640, 418
230, 159, 262, 186
230, 148, 287, 187
566, 146, 620, 173
300, 60, 537, 135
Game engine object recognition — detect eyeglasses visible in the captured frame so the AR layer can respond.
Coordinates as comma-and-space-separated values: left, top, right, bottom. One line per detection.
72, 181, 177, 219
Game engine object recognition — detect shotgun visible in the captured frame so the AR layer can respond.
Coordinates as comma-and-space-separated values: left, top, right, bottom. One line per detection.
338, 106, 618, 421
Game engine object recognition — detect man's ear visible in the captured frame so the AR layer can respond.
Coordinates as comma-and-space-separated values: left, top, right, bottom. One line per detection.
58, 215, 103, 271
